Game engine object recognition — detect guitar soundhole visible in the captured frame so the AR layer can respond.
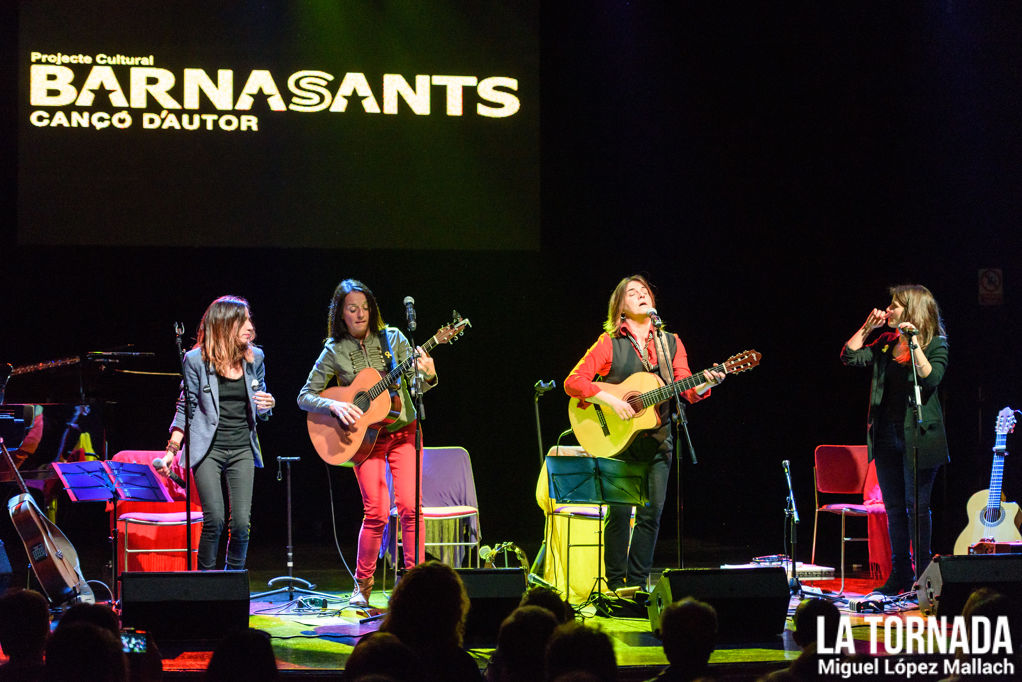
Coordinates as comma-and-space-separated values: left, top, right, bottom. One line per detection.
982, 507, 1003, 526
353, 393, 371, 412
625, 394, 643, 414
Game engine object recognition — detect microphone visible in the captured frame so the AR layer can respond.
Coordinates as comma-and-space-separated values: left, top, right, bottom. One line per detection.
901, 327, 918, 336
534, 379, 556, 394
152, 457, 187, 488
782, 460, 799, 524
643, 308, 663, 327
527, 573, 562, 594
251, 379, 260, 392
403, 296, 417, 332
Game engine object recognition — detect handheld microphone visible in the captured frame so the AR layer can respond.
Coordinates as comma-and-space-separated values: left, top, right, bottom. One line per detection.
251, 379, 260, 392
534, 379, 556, 394
403, 296, 417, 332
152, 457, 187, 488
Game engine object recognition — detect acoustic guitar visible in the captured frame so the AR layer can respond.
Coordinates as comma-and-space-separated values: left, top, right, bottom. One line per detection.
953, 406, 1022, 554
568, 350, 762, 458
1, 437, 94, 606
307, 313, 471, 466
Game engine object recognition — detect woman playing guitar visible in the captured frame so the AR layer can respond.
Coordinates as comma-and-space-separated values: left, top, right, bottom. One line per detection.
297, 279, 437, 608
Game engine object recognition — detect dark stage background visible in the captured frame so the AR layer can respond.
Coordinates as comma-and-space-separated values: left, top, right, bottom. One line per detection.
3, 4, 1021, 584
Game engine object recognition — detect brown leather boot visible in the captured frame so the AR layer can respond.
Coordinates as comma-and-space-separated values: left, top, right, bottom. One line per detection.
349, 576, 374, 608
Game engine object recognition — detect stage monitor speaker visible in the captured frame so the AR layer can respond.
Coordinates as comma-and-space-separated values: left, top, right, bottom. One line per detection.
0, 539, 11, 592
917, 554, 1022, 616
456, 568, 528, 646
120, 570, 250, 643
648, 567, 789, 643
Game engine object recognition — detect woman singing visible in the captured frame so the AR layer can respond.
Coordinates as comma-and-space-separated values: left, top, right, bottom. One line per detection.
842, 284, 949, 595
298, 279, 437, 607
156, 295, 275, 571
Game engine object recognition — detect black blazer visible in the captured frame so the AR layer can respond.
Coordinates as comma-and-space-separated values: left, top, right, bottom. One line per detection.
841, 332, 949, 469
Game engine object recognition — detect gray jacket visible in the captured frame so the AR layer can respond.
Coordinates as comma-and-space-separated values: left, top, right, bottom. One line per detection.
170, 346, 269, 468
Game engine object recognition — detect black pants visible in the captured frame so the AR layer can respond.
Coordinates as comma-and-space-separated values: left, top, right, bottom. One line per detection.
873, 420, 939, 572
604, 435, 670, 590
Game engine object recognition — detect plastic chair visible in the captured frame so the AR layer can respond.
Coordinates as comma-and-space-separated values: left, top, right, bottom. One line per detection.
385, 446, 481, 588
108, 450, 203, 574
811, 445, 883, 593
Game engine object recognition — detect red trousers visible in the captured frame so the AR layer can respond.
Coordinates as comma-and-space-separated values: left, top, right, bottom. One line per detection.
353, 422, 424, 580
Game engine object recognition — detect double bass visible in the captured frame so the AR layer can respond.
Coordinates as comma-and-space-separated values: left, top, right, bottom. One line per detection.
1, 437, 94, 606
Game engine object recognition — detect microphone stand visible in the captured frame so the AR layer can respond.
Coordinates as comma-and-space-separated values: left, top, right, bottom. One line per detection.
406, 313, 424, 569
906, 333, 924, 582
173, 323, 196, 571
530, 380, 556, 576
650, 314, 694, 570
782, 461, 802, 595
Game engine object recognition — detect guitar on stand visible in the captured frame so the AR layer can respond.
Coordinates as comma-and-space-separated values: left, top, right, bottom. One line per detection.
1, 436, 94, 606
568, 350, 762, 458
953, 406, 1022, 554
307, 312, 471, 466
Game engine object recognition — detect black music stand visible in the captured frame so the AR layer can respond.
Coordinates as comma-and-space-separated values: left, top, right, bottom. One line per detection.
53, 460, 173, 604
546, 455, 649, 615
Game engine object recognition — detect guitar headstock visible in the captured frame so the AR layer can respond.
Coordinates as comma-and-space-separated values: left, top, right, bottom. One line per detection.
433, 311, 472, 345
995, 407, 1017, 437
722, 350, 762, 375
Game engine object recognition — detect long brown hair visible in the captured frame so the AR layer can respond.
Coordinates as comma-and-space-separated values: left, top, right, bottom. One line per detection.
327, 279, 385, 339
603, 275, 656, 335
194, 295, 255, 376
889, 284, 946, 349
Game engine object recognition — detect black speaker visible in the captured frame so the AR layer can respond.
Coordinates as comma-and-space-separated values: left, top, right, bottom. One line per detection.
0, 539, 11, 592
120, 570, 250, 643
917, 554, 1022, 616
456, 568, 528, 646
647, 567, 789, 642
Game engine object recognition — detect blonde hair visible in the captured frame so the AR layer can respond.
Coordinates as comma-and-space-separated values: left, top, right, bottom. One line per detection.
890, 284, 946, 349
195, 295, 255, 376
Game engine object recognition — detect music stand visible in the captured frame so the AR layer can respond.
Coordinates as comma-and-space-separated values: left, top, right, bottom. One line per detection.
53, 460, 173, 603
546, 455, 649, 615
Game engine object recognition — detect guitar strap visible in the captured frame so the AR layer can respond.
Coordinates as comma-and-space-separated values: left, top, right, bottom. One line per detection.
378, 329, 400, 388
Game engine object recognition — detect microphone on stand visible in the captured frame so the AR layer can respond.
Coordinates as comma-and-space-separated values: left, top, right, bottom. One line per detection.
403, 296, 417, 332
534, 379, 556, 394
782, 460, 799, 524
643, 307, 663, 328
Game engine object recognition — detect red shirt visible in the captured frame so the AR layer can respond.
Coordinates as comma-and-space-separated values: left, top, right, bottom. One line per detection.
564, 327, 709, 404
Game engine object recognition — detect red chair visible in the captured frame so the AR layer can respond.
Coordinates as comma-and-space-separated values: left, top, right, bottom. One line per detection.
811, 445, 886, 593
107, 450, 203, 574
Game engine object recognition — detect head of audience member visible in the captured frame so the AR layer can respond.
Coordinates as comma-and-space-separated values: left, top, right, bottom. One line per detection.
490, 606, 559, 682
56, 602, 120, 636
659, 597, 718, 675
792, 597, 841, 650
345, 631, 420, 682
45, 622, 127, 682
0, 589, 50, 666
204, 628, 278, 682
519, 586, 573, 624
961, 588, 1020, 660
545, 622, 617, 682
380, 561, 470, 652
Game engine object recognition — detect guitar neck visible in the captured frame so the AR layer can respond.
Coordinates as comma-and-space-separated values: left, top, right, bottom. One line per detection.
368, 334, 442, 400
639, 364, 725, 408
986, 434, 1008, 512
0, 439, 30, 496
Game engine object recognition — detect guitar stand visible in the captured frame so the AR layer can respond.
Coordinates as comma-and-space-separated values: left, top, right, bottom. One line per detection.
252, 457, 338, 607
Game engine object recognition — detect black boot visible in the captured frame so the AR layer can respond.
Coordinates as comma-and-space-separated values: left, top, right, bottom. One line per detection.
873, 564, 915, 596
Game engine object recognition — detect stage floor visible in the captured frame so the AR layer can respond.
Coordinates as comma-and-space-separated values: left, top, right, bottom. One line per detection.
152, 572, 913, 681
